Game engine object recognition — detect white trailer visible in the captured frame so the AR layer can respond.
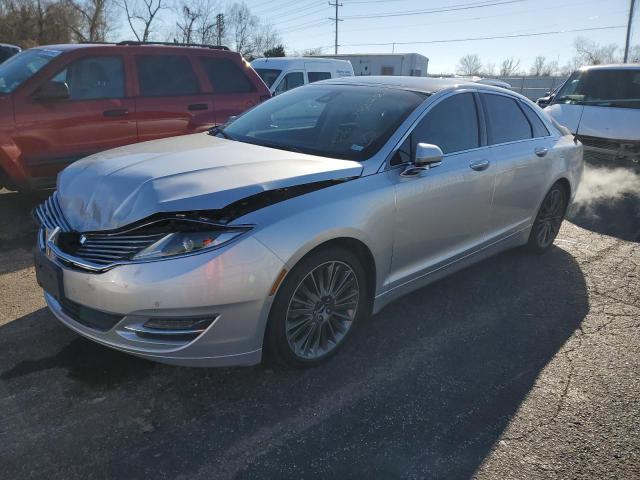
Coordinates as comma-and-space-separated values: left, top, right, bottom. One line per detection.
318, 53, 428, 77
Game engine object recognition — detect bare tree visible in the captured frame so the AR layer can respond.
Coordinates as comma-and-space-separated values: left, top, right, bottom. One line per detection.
499, 57, 521, 76
66, 0, 112, 42
456, 54, 482, 76
0, 0, 79, 46
629, 45, 640, 63
118, 0, 167, 41
573, 36, 618, 66
175, 4, 200, 43
482, 61, 496, 77
299, 46, 324, 56
530, 56, 546, 76
225, 2, 281, 59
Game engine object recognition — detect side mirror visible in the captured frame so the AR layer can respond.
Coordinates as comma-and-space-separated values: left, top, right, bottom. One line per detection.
414, 143, 443, 167
34, 81, 70, 101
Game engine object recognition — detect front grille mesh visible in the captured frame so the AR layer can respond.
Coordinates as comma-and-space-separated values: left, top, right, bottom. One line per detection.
35, 193, 165, 267
34, 192, 72, 232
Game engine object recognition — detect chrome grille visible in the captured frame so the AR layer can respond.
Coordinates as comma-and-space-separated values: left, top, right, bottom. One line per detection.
71, 233, 165, 265
35, 193, 166, 267
34, 192, 72, 232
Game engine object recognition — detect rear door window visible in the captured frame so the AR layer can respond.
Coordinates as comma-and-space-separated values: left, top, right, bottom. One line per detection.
308, 71, 331, 83
482, 93, 532, 144
52, 56, 124, 100
200, 57, 255, 93
520, 102, 550, 138
411, 92, 480, 154
136, 55, 199, 96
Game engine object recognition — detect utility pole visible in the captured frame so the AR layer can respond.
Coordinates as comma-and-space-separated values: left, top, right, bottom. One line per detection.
328, 1, 343, 55
624, 0, 636, 63
215, 13, 225, 47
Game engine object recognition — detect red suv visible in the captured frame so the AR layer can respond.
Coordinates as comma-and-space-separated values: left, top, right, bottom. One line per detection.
0, 42, 270, 191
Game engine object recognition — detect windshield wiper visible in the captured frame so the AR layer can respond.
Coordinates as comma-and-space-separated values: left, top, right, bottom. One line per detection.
208, 125, 235, 140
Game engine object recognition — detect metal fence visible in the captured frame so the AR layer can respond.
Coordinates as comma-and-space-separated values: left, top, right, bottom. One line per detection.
496, 76, 568, 101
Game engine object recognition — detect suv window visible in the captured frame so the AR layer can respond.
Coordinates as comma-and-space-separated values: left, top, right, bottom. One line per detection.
482, 93, 532, 144
275, 72, 304, 94
52, 56, 124, 100
412, 92, 480, 154
308, 71, 331, 83
553, 69, 640, 108
200, 57, 255, 93
520, 102, 550, 138
136, 55, 199, 96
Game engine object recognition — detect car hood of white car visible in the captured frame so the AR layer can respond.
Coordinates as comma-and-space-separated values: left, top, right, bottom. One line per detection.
545, 103, 640, 140
57, 133, 364, 232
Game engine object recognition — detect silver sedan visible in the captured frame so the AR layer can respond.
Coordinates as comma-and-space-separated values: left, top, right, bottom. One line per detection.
34, 76, 583, 367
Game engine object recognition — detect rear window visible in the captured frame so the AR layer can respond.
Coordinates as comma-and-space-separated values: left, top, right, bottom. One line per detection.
136, 55, 199, 97
200, 57, 255, 94
308, 71, 331, 83
553, 69, 640, 109
520, 102, 550, 138
482, 93, 532, 144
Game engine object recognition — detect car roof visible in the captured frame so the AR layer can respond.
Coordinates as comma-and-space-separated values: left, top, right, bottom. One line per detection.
580, 63, 640, 71
319, 75, 511, 95
252, 57, 351, 65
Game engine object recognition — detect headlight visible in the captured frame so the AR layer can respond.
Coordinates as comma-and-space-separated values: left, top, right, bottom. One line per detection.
132, 227, 249, 261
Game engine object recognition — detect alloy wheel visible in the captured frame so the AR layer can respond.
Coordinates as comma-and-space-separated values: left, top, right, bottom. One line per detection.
285, 261, 360, 360
534, 188, 565, 248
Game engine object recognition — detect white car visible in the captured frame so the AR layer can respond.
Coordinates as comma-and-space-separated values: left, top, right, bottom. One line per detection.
545, 64, 640, 166
251, 57, 354, 95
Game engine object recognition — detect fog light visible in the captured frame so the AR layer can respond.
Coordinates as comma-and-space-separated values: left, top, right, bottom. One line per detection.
143, 317, 214, 332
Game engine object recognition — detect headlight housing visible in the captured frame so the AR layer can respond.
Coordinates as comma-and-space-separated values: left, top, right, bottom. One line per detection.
132, 224, 250, 261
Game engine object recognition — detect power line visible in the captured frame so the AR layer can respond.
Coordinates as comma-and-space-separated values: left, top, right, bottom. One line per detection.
337, 25, 627, 48
342, 0, 526, 20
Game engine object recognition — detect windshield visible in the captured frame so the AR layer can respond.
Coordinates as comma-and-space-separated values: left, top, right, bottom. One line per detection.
0, 48, 61, 94
221, 84, 426, 161
553, 69, 640, 109
254, 68, 282, 88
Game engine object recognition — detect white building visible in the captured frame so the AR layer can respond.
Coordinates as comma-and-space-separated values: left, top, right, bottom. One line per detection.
318, 53, 429, 77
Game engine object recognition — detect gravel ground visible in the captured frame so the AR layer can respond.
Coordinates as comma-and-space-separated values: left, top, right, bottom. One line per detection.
0, 165, 638, 479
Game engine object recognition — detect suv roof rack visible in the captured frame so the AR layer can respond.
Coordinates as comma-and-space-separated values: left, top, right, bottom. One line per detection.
116, 41, 229, 51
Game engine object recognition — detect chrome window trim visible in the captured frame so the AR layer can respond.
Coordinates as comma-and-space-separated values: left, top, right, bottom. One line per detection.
380, 88, 488, 171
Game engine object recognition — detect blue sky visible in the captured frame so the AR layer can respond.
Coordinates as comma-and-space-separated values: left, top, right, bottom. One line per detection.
116, 0, 637, 74
244, 0, 636, 73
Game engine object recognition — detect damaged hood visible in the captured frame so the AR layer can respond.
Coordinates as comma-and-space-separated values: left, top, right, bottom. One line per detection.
57, 133, 363, 232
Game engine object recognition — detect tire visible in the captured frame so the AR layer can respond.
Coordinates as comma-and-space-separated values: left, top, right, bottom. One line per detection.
527, 182, 568, 253
264, 246, 370, 368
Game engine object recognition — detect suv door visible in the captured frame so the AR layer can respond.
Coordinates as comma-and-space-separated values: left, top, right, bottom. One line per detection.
134, 54, 214, 142
13, 54, 136, 186
198, 56, 261, 125
480, 93, 553, 238
389, 92, 495, 289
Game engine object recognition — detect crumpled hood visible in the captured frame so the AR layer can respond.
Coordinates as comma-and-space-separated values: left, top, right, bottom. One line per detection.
57, 133, 363, 232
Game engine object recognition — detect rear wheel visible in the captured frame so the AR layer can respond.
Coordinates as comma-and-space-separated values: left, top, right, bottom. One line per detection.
265, 247, 369, 368
527, 183, 568, 253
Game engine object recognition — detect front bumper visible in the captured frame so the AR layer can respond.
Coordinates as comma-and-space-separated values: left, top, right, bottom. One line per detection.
41, 235, 285, 367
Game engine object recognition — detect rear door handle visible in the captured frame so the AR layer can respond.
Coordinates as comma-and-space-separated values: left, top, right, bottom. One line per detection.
103, 108, 128, 117
188, 103, 208, 111
535, 147, 549, 157
469, 159, 490, 171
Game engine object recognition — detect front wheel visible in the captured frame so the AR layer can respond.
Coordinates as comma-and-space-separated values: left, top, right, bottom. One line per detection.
527, 183, 568, 253
264, 247, 369, 368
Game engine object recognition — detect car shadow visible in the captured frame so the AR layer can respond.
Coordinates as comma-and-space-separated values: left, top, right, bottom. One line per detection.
0, 246, 587, 479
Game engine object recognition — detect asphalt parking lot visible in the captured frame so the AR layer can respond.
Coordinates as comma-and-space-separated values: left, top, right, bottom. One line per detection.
1, 163, 639, 479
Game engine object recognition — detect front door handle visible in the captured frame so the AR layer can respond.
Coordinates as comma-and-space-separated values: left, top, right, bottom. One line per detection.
535, 147, 549, 157
188, 103, 208, 111
103, 108, 128, 117
469, 159, 490, 171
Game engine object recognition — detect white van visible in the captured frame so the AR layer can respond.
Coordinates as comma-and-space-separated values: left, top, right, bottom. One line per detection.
545, 64, 640, 166
251, 57, 354, 95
